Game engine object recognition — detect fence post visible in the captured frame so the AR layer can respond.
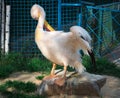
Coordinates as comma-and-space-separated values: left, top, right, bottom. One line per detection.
1, 0, 5, 53
58, 0, 61, 30
5, 5, 10, 54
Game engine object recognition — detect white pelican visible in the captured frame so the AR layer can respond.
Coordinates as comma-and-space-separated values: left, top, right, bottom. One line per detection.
31, 4, 96, 86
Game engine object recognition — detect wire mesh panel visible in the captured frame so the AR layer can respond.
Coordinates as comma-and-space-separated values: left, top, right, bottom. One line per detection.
86, 5, 120, 59
5, 0, 58, 57
61, 6, 81, 31
60, 1, 120, 60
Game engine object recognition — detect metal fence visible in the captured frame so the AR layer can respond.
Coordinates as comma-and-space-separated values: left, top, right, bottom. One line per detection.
2, 0, 120, 60
4, 0, 59, 57
86, 3, 120, 59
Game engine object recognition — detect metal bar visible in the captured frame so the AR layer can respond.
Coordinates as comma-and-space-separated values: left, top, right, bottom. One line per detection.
112, 16, 120, 26
87, 6, 120, 12
58, 0, 61, 30
86, 24, 102, 42
81, 1, 94, 5
61, 3, 81, 7
1, 0, 5, 53
91, 12, 114, 39
97, 2, 120, 7
78, 13, 82, 26
97, 10, 103, 56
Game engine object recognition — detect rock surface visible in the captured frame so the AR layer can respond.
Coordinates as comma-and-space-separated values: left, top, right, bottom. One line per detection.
38, 71, 106, 97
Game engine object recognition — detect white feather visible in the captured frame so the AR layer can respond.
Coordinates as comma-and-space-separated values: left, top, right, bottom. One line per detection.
70, 26, 92, 44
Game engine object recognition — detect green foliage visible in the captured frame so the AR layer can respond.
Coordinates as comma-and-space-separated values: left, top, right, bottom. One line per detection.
6, 92, 45, 98
0, 52, 120, 79
82, 55, 120, 78
36, 75, 44, 80
0, 65, 15, 78
5, 81, 36, 93
0, 81, 36, 93
0, 52, 52, 78
0, 52, 27, 78
0, 53, 26, 70
26, 57, 52, 72
0, 80, 46, 98
0, 83, 7, 93
82, 55, 93, 71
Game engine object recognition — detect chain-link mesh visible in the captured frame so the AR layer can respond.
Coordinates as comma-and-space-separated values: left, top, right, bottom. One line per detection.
5, 0, 58, 57
86, 3, 120, 60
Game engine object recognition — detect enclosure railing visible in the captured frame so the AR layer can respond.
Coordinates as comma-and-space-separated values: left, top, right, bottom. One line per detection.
86, 5, 120, 59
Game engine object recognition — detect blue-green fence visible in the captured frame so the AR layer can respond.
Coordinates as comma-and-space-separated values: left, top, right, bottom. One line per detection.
2, 0, 120, 60
86, 3, 120, 59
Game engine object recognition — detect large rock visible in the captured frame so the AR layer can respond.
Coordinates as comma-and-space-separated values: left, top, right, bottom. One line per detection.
38, 70, 106, 97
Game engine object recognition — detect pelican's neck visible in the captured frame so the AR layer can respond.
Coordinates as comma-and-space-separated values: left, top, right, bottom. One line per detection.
37, 16, 45, 30
35, 16, 45, 42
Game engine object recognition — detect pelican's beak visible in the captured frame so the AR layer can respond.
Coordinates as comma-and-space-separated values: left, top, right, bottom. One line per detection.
44, 20, 55, 31
88, 50, 97, 72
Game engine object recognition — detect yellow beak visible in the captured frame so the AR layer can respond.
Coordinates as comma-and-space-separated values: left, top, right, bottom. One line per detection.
44, 20, 55, 31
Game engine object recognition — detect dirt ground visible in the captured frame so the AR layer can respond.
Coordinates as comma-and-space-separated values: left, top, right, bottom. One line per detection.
0, 72, 120, 98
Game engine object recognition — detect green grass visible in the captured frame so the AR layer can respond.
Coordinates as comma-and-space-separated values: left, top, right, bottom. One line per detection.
0, 65, 15, 78
26, 57, 52, 72
0, 52, 52, 79
36, 75, 45, 80
0, 80, 46, 98
0, 81, 36, 93
83, 55, 120, 78
0, 52, 120, 79
0, 52, 27, 78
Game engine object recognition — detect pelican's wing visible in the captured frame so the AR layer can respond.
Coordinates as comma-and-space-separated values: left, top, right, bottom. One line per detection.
70, 26, 92, 45
69, 26, 92, 54
70, 26, 96, 71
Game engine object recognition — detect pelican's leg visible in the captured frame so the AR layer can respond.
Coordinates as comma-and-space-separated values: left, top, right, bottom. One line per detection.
43, 63, 57, 80
54, 66, 67, 86
50, 63, 56, 76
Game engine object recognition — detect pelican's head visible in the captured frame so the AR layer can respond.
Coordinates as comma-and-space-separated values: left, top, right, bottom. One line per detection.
30, 4, 45, 20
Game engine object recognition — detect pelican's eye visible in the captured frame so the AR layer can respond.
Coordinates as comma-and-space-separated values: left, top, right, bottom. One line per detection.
80, 35, 85, 40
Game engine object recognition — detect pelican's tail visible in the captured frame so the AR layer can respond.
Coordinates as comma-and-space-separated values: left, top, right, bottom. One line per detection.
73, 61, 86, 74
